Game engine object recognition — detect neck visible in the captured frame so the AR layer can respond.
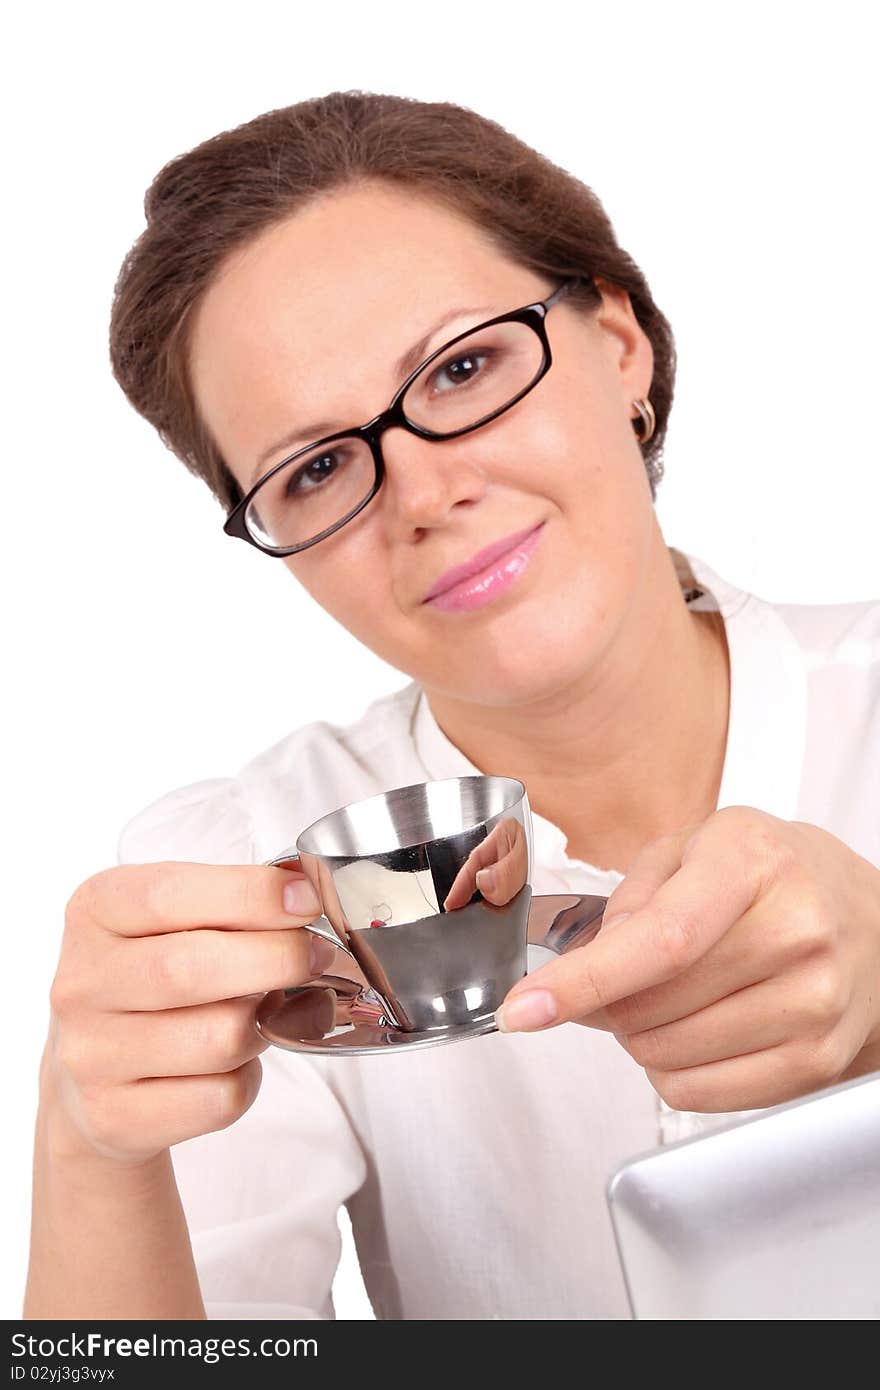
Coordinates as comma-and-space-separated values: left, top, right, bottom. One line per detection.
423, 541, 731, 875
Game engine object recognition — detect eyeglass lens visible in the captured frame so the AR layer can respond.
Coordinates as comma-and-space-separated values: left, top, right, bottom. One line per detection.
245, 318, 545, 551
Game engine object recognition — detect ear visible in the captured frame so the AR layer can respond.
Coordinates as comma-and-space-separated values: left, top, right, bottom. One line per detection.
591, 277, 654, 400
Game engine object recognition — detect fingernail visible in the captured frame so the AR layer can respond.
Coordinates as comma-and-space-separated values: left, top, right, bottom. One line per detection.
476, 867, 496, 894
601, 912, 631, 931
309, 936, 337, 977
495, 989, 558, 1033
283, 878, 321, 916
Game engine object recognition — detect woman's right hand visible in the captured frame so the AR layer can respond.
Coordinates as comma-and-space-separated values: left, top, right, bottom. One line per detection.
42, 862, 335, 1166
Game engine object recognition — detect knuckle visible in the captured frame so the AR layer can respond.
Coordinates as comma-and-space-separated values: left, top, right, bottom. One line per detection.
207, 1060, 261, 1131
623, 1027, 664, 1069
602, 992, 650, 1035
786, 887, 834, 959
772, 892, 830, 965
78, 1082, 122, 1150
49, 969, 79, 1018
718, 808, 794, 883
142, 866, 188, 929
235, 870, 261, 924
803, 966, 848, 1032
763, 834, 799, 885
647, 1068, 696, 1112
199, 1004, 252, 1067
567, 951, 609, 1014
65, 873, 104, 929
600, 998, 631, 1033
151, 936, 195, 1003
70, 866, 142, 931
654, 904, 702, 970
54, 1028, 93, 1085
801, 1032, 849, 1089
714, 805, 765, 836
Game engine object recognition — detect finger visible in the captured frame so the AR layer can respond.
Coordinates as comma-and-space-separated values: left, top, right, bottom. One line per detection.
443, 847, 488, 912
59, 996, 272, 1084
93, 925, 332, 1010
443, 819, 527, 911
75, 1059, 264, 1163
576, 829, 716, 1031
74, 863, 322, 937
579, 918, 771, 1033
617, 969, 827, 1072
585, 869, 828, 1035
499, 823, 765, 1027
598, 829, 692, 927
645, 1028, 851, 1113
474, 819, 529, 905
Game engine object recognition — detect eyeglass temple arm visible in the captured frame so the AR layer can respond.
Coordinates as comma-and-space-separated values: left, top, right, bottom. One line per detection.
542, 276, 587, 312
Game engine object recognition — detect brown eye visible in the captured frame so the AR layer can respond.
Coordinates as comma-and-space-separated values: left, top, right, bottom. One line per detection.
285, 451, 341, 497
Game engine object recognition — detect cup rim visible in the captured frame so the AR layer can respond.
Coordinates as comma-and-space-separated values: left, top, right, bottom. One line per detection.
295, 774, 526, 859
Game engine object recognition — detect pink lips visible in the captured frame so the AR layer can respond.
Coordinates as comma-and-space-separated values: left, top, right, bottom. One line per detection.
423, 522, 545, 613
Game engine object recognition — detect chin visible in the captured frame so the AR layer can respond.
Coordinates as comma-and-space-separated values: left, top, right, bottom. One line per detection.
429, 628, 594, 708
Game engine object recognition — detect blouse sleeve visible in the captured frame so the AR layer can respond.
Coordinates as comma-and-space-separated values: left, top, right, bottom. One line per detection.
116, 778, 369, 1320
116, 777, 258, 868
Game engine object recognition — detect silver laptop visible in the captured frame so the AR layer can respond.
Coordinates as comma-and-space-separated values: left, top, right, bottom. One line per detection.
606, 1070, 880, 1319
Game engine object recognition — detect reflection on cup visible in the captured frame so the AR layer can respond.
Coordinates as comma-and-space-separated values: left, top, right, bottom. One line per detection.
266, 776, 533, 1033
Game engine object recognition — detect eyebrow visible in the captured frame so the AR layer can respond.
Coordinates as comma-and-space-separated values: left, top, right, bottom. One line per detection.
249, 303, 495, 485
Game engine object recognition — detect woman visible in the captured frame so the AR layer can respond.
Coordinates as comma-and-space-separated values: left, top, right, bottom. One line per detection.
26, 91, 880, 1320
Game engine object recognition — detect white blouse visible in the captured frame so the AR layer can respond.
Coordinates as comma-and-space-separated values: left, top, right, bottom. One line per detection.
117, 547, 879, 1320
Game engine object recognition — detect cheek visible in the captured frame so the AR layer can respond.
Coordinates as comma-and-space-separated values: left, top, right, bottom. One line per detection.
555, 324, 644, 440
282, 524, 394, 630
523, 402, 645, 551
525, 369, 635, 505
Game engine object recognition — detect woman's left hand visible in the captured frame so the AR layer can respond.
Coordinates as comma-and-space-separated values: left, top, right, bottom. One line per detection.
495, 806, 880, 1111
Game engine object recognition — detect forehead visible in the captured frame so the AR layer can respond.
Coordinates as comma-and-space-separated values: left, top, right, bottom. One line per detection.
188, 181, 532, 472
190, 182, 518, 365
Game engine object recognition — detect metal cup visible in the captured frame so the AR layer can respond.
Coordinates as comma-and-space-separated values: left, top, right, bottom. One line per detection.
266, 775, 534, 1033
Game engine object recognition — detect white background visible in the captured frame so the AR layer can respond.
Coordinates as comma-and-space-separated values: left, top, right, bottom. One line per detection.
3, 0, 877, 1320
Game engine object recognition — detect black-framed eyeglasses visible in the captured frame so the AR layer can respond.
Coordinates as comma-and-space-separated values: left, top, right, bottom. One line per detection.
223, 275, 584, 556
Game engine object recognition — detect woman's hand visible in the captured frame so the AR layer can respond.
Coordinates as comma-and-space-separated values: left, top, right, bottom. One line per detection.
44, 862, 334, 1165
442, 817, 529, 912
495, 806, 880, 1112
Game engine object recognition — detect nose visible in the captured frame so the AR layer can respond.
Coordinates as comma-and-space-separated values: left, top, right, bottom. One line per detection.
378, 424, 490, 539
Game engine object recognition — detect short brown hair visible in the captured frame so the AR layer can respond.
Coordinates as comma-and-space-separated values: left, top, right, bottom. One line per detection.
110, 91, 676, 511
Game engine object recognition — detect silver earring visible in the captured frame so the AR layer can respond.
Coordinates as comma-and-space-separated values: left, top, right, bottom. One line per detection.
632, 397, 656, 444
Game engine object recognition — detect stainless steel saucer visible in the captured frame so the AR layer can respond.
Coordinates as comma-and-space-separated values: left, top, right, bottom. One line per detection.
256, 892, 608, 1056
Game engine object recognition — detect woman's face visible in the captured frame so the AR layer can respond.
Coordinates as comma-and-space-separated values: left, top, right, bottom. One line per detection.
189, 180, 657, 707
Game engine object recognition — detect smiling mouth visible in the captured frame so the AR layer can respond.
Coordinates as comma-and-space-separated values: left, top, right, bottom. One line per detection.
422, 522, 546, 614
423, 522, 545, 602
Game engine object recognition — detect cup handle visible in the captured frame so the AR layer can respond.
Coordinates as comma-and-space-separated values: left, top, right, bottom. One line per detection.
264, 847, 358, 964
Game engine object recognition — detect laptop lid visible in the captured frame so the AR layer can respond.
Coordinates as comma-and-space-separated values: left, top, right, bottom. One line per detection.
606, 1071, 880, 1319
